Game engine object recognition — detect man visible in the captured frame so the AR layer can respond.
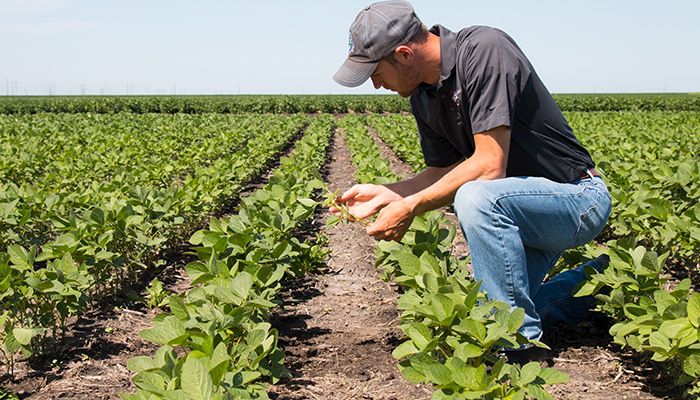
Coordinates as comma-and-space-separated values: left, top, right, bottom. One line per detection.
331, 0, 612, 358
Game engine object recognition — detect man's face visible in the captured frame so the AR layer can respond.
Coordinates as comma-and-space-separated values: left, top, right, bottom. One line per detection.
370, 56, 421, 98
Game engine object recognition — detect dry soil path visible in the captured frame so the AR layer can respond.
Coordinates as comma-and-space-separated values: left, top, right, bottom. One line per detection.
269, 131, 431, 400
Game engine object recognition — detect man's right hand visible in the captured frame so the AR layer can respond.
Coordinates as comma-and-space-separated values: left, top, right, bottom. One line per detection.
330, 184, 403, 220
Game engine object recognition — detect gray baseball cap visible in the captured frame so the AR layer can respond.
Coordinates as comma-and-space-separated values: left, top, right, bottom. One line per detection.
333, 1, 422, 87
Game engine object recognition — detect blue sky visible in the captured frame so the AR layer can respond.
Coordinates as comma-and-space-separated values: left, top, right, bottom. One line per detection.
1, 0, 698, 95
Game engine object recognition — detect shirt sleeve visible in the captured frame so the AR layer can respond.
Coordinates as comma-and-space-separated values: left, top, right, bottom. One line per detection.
414, 113, 463, 168
461, 27, 532, 134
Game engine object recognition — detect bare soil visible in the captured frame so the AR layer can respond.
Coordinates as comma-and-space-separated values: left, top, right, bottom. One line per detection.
269, 131, 431, 400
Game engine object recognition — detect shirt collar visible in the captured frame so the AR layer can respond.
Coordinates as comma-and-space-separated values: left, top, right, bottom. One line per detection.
430, 24, 457, 90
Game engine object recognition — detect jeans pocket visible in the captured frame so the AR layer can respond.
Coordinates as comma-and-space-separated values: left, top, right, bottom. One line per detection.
572, 184, 612, 246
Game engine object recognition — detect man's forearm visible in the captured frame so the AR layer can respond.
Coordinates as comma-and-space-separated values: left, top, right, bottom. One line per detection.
406, 159, 488, 215
384, 164, 460, 197
405, 127, 511, 216
364, 128, 509, 242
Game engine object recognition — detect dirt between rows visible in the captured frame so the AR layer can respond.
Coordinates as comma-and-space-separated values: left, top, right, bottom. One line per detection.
268, 131, 432, 400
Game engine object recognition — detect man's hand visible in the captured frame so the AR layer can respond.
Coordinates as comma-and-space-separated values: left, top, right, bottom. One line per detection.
330, 184, 402, 220
366, 197, 416, 242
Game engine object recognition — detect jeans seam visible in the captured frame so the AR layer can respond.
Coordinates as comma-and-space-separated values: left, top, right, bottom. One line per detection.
487, 183, 592, 210
573, 186, 607, 244
492, 203, 516, 305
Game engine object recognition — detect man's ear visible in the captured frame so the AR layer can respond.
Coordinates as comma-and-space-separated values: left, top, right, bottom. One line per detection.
394, 45, 414, 64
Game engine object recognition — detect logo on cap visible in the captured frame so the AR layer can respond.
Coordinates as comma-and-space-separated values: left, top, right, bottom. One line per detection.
348, 32, 355, 54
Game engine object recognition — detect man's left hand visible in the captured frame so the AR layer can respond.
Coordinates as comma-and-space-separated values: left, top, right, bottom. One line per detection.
366, 198, 416, 242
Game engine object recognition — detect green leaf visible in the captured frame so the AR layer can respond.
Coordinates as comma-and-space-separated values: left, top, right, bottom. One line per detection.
526, 384, 554, 400
630, 246, 646, 269
394, 251, 421, 276
398, 366, 425, 384
326, 215, 340, 227
519, 362, 541, 385
209, 342, 230, 385
7, 245, 33, 270
529, 340, 551, 350
392, 341, 419, 360
457, 319, 486, 343
127, 356, 156, 372
430, 294, 455, 326
647, 331, 671, 354
12, 327, 38, 346
450, 362, 486, 391
90, 207, 105, 224
404, 323, 433, 350
659, 318, 694, 340
132, 370, 167, 394
683, 354, 700, 377
247, 328, 268, 350
230, 272, 253, 300
507, 308, 525, 333
574, 280, 600, 297
238, 371, 262, 385
453, 342, 485, 359
539, 367, 570, 384
140, 316, 187, 345
425, 363, 452, 386
181, 355, 214, 400
4, 329, 20, 353
688, 293, 700, 328
168, 296, 189, 320
626, 334, 642, 351
297, 198, 317, 207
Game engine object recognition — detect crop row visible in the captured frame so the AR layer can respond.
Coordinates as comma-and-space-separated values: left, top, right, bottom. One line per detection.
123, 116, 334, 399
0, 96, 409, 115
0, 114, 308, 249
339, 115, 568, 399
366, 114, 426, 173
0, 114, 307, 374
569, 111, 700, 266
573, 240, 700, 396
0, 94, 699, 115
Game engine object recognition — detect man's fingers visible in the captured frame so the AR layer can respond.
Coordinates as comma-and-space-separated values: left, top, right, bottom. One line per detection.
337, 186, 359, 203
366, 223, 377, 236
367, 222, 388, 239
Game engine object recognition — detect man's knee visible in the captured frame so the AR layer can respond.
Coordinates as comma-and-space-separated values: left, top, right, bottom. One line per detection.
453, 181, 494, 227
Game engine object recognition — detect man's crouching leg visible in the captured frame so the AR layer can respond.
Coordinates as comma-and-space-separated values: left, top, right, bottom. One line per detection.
453, 176, 612, 342
453, 179, 546, 341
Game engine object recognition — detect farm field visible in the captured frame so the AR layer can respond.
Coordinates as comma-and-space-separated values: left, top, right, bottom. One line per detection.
0, 94, 698, 399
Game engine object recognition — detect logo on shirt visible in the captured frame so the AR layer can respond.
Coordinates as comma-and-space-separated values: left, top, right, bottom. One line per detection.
451, 89, 462, 108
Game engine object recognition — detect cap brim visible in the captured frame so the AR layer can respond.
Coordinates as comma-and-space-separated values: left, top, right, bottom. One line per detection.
333, 58, 378, 87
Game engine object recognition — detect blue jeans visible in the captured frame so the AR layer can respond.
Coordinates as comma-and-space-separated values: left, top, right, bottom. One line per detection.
453, 176, 612, 340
